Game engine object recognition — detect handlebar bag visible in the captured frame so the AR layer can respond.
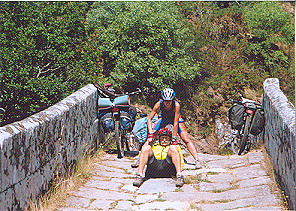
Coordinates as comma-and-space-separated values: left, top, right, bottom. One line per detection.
100, 112, 114, 133
228, 104, 245, 130
249, 109, 265, 136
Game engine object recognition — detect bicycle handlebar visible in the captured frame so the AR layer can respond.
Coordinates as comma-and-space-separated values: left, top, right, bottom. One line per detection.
93, 82, 141, 98
231, 98, 262, 107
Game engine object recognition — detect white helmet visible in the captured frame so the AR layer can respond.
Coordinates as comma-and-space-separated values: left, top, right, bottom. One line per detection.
161, 88, 175, 100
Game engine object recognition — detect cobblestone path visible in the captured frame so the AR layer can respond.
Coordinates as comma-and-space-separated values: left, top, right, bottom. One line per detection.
59, 150, 284, 211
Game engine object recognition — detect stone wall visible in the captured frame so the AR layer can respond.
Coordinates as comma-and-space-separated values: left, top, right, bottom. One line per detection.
262, 78, 295, 210
0, 84, 98, 210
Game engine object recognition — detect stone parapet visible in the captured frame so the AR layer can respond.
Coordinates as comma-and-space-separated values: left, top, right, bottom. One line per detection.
262, 78, 295, 210
0, 84, 98, 210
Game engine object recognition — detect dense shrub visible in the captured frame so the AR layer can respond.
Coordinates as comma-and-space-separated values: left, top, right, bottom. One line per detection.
0, 2, 90, 126
86, 1, 200, 103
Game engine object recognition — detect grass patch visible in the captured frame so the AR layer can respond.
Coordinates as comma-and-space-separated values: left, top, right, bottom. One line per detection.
110, 201, 119, 209
184, 174, 211, 184
174, 188, 183, 192
207, 172, 219, 175
189, 203, 202, 210
211, 184, 239, 193
217, 146, 234, 155
27, 147, 105, 211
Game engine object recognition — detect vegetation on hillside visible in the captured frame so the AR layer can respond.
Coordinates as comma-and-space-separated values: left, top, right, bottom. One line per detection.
176, 1, 294, 133
0, 1, 294, 131
86, 2, 200, 103
0, 2, 92, 126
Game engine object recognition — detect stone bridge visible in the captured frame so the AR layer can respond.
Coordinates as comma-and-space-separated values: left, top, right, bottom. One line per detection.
0, 78, 294, 210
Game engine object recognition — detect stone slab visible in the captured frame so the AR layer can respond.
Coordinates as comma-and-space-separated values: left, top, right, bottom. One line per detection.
233, 164, 267, 180
88, 199, 111, 210
116, 200, 134, 210
135, 194, 159, 204
84, 179, 122, 190
207, 173, 236, 183
67, 196, 90, 208
121, 184, 138, 193
133, 201, 190, 211
73, 187, 134, 201
238, 176, 272, 188
199, 181, 232, 192
137, 178, 177, 194
200, 194, 281, 210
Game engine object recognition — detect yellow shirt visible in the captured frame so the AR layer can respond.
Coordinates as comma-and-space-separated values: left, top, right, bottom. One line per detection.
151, 143, 185, 170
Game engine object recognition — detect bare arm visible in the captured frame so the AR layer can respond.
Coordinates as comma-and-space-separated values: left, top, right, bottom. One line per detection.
147, 102, 160, 133
173, 102, 181, 137
146, 102, 160, 145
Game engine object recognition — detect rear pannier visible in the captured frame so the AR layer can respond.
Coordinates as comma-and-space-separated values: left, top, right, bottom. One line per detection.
228, 104, 245, 130
100, 112, 114, 133
120, 111, 133, 132
249, 109, 265, 136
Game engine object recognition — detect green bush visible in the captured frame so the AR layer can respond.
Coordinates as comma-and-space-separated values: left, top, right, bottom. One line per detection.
244, 1, 294, 69
0, 2, 90, 126
86, 2, 200, 101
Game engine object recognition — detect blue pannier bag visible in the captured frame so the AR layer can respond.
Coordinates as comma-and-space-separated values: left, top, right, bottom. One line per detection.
120, 111, 133, 132
100, 112, 114, 133
133, 117, 159, 146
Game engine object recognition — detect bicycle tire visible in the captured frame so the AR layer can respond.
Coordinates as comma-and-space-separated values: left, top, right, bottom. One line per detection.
115, 121, 124, 158
238, 115, 251, 155
98, 123, 105, 145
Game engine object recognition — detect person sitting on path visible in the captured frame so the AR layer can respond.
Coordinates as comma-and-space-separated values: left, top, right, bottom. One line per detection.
146, 88, 202, 168
133, 127, 185, 187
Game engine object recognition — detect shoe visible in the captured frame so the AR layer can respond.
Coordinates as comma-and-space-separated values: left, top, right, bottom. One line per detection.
175, 175, 184, 187
133, 174, 145, 187
195, 160, 202, 169
131, 159, 139, 168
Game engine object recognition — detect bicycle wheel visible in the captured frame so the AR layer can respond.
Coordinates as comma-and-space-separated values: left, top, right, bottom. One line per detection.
98, 123, 105, 145
115, 121, 124, 158
238, 115, 251, 155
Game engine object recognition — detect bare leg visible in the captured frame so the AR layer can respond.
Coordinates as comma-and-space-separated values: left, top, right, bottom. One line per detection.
180, 131, 199, 160
167, 145, 182, 174
137, 142, 153, 175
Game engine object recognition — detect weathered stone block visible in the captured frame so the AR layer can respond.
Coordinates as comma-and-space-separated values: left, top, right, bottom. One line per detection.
0, 84, 99, 210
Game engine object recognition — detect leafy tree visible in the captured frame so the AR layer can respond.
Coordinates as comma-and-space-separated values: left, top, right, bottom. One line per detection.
86, 2, 200, 101
0, 2, 90, 126
244, 1, 294, 70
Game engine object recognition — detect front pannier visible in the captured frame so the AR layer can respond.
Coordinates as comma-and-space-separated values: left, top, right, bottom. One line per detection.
249, 109, 265, 136
228, 104, 245, 130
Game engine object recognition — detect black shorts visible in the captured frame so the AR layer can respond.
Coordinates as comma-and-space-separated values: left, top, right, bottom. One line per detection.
145, 154, 176, 179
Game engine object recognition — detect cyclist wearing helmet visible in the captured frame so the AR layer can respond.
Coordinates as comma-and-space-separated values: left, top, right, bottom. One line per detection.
133, 128, 184, 187
146, 88, 201, 169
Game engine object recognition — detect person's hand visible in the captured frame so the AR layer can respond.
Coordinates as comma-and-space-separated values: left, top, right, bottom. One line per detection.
147, 131, 156, 145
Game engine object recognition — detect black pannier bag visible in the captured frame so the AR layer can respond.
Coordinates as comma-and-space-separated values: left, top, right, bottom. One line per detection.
228, 104, 245, 130
249, 109, 265, 136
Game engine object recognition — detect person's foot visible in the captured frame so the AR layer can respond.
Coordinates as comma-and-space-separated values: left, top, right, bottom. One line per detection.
175, 175, 184, 187
133, 174, 145, 187
195, 160, 202, 169
131, 159, 139, 168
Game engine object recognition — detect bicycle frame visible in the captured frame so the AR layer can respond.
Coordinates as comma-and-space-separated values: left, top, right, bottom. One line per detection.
95, 83, 142, 158
231, 97, 262, 155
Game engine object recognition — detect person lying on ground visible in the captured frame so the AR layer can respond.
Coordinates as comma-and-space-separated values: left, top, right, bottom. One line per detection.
133, 128, 185, 187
